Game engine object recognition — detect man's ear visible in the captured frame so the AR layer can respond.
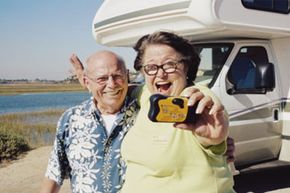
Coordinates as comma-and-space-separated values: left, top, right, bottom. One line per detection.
83, 76, 91, 92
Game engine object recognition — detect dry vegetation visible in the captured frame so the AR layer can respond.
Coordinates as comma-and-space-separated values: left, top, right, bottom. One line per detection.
0, 110, 64, 163
0, 83, 84, 95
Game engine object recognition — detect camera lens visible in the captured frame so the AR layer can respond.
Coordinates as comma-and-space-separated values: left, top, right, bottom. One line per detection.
172, 98, 184, 108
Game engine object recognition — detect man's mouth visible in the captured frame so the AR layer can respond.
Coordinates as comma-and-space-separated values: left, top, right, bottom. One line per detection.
104, 89, 121, 96
155, 82, 172, 94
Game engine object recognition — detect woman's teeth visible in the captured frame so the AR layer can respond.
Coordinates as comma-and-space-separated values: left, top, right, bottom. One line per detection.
156, 82, 171, 92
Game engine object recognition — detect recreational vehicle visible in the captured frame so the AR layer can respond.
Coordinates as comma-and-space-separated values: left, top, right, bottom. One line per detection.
92, 0, 290, 172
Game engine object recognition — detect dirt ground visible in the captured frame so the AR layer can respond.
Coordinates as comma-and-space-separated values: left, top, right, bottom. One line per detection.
0, 146, 70, 193
2, 146, 289, 193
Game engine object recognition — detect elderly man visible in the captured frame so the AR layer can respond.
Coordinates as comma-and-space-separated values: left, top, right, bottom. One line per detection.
39, 50, 233, 193
39, 51, 139, 193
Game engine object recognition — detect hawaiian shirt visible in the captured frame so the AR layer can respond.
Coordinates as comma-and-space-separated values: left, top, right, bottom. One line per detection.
45, 96, 139, 193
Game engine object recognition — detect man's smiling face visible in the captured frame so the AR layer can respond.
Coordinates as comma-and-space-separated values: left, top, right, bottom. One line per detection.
85, 51, 128, 114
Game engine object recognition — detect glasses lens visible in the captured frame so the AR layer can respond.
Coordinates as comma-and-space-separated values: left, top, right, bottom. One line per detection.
95, 76, 108, 84
163, 61, 177, 73
144, 65, 158, 75
143, 60, 179, 75
112, 74, 125, 82
88, 74, 125, 84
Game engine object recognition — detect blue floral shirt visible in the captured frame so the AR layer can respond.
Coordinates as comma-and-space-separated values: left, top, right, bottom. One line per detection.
45, 96, 139, 193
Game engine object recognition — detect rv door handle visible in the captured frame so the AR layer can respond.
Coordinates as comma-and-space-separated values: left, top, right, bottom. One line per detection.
273, 108, 279, 121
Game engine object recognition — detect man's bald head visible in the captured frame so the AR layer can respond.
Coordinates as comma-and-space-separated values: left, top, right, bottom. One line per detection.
85, 51, 126, 75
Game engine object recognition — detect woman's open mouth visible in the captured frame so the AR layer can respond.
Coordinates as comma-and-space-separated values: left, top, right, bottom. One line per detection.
155, 82, 172, 94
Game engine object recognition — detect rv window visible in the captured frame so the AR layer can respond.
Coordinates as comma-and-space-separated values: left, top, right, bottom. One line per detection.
192, 43, 234, 87
227, 46, 270, 94
242, 0, 290, 14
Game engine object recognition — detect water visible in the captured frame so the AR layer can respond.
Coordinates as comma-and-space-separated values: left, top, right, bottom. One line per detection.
0, 91, 91, 114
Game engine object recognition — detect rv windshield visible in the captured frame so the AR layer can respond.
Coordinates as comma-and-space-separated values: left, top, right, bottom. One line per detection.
193, 43, 234, 87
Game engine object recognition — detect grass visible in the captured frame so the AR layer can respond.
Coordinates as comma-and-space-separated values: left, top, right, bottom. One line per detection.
0, 83, 81, 163
0, 83, 85, 95
0, 110, 64, 163
0, 109, 64, 148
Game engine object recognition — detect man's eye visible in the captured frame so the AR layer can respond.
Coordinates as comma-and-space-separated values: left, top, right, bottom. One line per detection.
114, 75, 124, 80
97, 77, 108, 82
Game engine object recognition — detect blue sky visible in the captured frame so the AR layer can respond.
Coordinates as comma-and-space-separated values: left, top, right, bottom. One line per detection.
0, 0, 135, 80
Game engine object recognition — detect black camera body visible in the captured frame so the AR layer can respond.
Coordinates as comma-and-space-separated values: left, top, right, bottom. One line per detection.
148, 94, 199, 123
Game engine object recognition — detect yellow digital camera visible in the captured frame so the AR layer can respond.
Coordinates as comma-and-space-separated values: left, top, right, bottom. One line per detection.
148, 94, 199, 123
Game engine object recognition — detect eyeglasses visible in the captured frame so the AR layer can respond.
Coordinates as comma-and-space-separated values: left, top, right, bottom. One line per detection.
142, 60, 183, 76
86, 74, 126, 85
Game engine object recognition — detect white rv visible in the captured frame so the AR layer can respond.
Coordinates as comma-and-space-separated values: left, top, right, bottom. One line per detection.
92, 0, 290, 171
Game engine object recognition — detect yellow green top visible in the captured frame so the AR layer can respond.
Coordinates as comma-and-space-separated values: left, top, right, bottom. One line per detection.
121, 85, 235, 193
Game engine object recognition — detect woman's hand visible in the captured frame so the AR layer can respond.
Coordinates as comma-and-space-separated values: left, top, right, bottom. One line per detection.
69, 53, 86, 88
175, 87, 229, 147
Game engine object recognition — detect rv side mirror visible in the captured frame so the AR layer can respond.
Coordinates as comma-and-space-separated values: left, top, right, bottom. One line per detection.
255, 62, 275, 92
226, 61, 275, 95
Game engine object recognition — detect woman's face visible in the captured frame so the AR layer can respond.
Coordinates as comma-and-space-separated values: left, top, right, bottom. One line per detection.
142, 44, 188, 96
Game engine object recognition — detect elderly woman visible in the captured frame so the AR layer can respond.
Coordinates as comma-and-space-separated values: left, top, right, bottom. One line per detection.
120, 31, 235, 193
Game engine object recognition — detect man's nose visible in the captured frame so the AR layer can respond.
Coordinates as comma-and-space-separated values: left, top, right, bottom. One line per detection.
107, 76, 117, 87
